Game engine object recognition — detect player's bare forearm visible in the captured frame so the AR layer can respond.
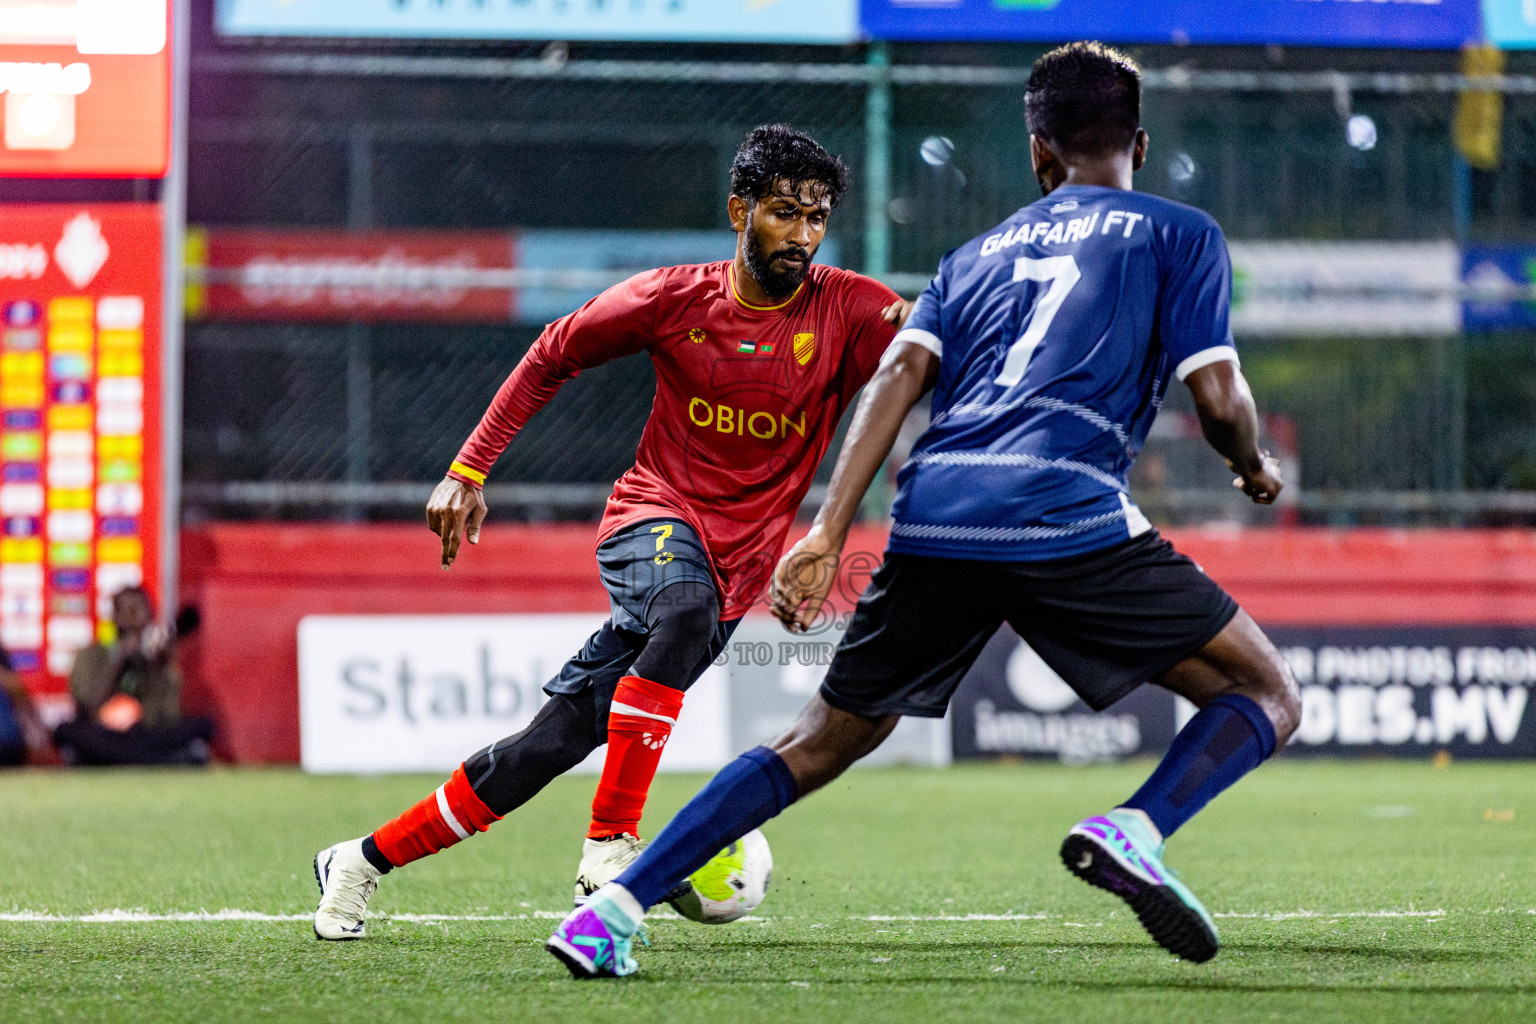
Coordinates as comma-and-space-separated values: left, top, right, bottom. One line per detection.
1185, 361, 1282, 504
811, 342, 939, 545
769, 342, 938, 632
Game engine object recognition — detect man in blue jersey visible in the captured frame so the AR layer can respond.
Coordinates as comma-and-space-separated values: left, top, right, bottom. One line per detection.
544, 41, 1301, 975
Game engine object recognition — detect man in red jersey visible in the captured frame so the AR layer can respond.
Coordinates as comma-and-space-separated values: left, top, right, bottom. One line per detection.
312, 125, 906, 939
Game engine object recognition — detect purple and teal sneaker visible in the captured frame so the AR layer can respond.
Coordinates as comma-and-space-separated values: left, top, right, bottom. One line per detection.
545, 905, 637, 979
1061, 808, 1219, 963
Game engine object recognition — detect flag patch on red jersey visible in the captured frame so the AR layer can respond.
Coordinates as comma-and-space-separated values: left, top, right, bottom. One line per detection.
736, 341, 755, 353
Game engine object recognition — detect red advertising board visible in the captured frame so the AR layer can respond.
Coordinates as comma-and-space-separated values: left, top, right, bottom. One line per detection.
0, 0, 172, 177
0, 202, 162, 693
176, 523, 1536, 763
186, 228, 516, 323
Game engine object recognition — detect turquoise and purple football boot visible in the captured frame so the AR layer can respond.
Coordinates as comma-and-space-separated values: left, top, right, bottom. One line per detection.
545, 904, 637, 979
1060, 808, 1219, 963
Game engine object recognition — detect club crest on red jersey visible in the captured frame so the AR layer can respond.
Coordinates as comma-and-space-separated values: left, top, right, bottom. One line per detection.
794, 332, 816, 365
687, 328, 707, 344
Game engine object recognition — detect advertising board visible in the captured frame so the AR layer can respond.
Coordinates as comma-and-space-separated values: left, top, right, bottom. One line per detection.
296, 613, 949, 775
217, 0, 858, 44
1229, 241, 1462, 338
1268, 626, 1536, 757
186, 228, 838, 326
0, 0, 170, 177
1462, 244, 1536, 332
0, 203, 162, 688
950, 624, 1536, 763
298, 614, 732, 774
1484, 0, 1536, 48
860, 0, 1484, 48
186, 229, 518, 325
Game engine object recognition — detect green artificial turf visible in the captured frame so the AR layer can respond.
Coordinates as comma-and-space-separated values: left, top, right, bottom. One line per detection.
1, 759, 1533, 1023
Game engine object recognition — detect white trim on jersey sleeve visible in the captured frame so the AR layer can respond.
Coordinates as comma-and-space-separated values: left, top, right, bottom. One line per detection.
892, 327, 942, 358
1174, 345, 1240, 382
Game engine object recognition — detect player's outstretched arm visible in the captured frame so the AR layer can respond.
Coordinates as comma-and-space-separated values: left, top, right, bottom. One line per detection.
428, 272, 659, 569
770, 341, 939, 632
427, 476, 489, 569
1185, 360, 1283, 505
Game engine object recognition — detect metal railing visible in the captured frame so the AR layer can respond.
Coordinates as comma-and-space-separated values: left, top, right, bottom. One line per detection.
197, 51, 1536, 96
181, 480, 1536, 527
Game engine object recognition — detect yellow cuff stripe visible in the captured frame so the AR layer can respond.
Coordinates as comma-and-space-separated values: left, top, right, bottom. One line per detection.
449, 461, 487, 485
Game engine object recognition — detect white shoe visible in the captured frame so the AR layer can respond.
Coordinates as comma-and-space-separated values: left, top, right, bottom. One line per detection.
313, 839, 381, 940
574, 833, 644, 907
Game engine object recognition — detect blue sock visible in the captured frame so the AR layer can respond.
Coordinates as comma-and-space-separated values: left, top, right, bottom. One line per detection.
615, 745, 798, 909
1123, 693, 1276, 840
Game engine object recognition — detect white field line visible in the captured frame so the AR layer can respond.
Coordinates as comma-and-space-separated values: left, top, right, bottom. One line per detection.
0, 908, 1455, 925
1214, 909, 1446, 921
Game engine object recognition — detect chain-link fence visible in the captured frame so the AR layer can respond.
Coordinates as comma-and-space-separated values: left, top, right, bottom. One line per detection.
180, 40, 1536, 527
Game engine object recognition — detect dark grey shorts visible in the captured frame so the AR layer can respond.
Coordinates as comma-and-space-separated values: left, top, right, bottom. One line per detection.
543, 518, 739, 712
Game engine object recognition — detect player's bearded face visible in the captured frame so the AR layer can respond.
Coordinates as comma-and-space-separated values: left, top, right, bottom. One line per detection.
742, 185, 829, 301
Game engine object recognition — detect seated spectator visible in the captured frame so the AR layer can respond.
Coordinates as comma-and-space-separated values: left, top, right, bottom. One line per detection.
53, 586, 214, 766
0, 646, 47, 765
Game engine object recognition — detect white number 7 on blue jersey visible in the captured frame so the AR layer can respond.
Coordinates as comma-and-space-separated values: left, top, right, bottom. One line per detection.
995, 255, 1081, 387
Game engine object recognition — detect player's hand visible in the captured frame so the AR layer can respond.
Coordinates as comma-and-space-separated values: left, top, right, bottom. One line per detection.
769, 528, 842, 634
881, 300, 915, 330
1231, 453, 1283, 505
427, 477, 489, 569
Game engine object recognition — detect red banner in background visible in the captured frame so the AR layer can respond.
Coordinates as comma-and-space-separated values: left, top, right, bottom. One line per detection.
0, 203, 162, 695
186, 229, 517, 323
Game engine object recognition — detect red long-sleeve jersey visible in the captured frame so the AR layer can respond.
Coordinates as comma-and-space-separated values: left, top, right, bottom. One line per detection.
448, 260, 900, 619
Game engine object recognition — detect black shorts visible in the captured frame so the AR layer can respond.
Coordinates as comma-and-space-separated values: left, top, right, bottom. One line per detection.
544, 518, 738, 711
820, 531, 1238, 719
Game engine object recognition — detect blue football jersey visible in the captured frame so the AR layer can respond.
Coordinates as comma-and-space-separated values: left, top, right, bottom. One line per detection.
887, 184, 1238, 562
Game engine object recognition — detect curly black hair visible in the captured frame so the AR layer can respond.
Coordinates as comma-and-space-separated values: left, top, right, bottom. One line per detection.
730, 124, 850, 209
1025, 42, 1141, 156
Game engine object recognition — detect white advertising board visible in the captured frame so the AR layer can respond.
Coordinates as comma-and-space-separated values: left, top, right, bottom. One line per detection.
1228, 240, 1462, 338
298, 614, 731, 775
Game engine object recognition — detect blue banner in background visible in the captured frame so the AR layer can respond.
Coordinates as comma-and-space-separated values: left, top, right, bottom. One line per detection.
1463, 245, 1536, 332
1484, 0, 1536, 48
217, 0, 859, 43
861, 0, 1484, 49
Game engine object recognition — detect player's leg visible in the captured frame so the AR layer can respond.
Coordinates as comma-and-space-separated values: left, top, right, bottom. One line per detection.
546, 554, 999, 978
1010, 531, 1299, 961
576, 580, 729, 901
586, 580, 722, 842
551, 704, 900, 978
1122, 608, 1300, 836
609, 693, 896, 903
313, 627, 625, 940
575, 519, 734, 902
1062, 610, 1297, 963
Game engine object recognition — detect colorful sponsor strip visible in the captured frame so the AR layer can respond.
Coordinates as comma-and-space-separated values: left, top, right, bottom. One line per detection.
0, 203, 160, 686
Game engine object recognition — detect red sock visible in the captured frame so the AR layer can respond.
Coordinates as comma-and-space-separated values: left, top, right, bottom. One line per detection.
371, 764, 501, 868
588, 675, 685, 839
